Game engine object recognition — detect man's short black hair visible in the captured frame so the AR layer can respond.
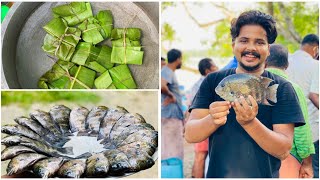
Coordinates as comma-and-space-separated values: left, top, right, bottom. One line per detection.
167, 49, 182, 63
266, 44, 288, 69
161, 57, 165, 61
198, 58, 213, 76
230, 10, 277, 44
301, 34, 319, 46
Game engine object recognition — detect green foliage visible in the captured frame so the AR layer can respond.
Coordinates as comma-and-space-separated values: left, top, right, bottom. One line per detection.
162, 23, 176, 42
1, 91, 100, 106
210, 20, 233, 57
161, 2, 176, 11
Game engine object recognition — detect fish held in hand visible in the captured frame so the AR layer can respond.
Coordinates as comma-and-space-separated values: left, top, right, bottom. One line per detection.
215, 73, 279, 106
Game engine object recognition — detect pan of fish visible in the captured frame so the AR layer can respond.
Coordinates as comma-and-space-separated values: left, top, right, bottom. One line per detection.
1, 105, 158, 178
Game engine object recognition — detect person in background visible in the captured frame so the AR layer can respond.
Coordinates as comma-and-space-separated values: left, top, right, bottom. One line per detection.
161, 49, 184, 162
185, 10, 304, 178
286, 34, 319, 178
221, 56, 238, 70
266, 44, 315, 178
161, 57, 167, 69
186, 58, 218, 178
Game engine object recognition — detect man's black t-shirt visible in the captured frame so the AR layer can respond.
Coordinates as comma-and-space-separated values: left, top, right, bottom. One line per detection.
189, 68, 305, 178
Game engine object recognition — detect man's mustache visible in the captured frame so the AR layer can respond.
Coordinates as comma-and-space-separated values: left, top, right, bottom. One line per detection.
241, 51, 261, 59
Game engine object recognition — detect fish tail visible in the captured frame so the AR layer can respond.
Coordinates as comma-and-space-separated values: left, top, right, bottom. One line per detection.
58, 147, 73, 155
7, 169, 15, 176
267, 84, 279, 103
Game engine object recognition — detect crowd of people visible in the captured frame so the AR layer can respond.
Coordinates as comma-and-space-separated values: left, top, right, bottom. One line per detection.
161, 10, 319, 178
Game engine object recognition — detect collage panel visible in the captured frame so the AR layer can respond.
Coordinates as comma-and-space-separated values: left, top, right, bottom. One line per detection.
161, 1, 319, 178
1, 2, 159, 89
1, 91, 158, 178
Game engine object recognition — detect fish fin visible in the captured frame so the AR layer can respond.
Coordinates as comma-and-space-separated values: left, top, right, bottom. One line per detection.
7, 169, 15, 176
43, 172, 49, 178
267, 84, 279, 103
75, 152, 92, 159
58, 147, 73, 155
116, 106, 129, 113
77, 130, 89, 136
260, 77, 273, 88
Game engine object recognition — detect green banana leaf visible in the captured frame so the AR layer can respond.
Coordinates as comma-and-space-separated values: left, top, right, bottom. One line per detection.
109, 65, 137, 89
53, 2, 93, 26
111, 28, 141, 41
96, 10, 113, 39
107, 83, 117, 89
52, 2, 86, 17
96, 46, 114, 69
111, 46, 143, 65
69, 65, 96, 89
42, 18, 81, 61
78, 17, 104, 45
94, 70, 112, 89
38, 60, 75, 89
71, 42, 93, 65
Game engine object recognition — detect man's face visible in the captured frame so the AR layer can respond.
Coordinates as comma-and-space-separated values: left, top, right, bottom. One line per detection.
232, 25, 270, 72
206, 62, 218, 76
312, 45, 319, 60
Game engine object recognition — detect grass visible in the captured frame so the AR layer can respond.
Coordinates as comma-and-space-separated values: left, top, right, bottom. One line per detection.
1, 91, 100, 107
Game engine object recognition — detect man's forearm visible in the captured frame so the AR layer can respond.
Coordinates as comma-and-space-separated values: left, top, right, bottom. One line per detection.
241, 118, 293, 160
309, 92, 319, 109
185, 115, 220, 143
161, 84, 174, 97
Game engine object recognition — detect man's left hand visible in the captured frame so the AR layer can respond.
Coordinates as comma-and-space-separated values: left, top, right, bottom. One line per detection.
232, 95, 258, 126
299, 156, 314, 178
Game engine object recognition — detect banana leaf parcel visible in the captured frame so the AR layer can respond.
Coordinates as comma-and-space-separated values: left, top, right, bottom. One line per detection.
109, 65, 137, 89
38, 60, 76, 89
94, 70, 113, 89
69, 65, 96, 89
71, 42, 99, 65
110, 28, 144, 65
42, 18, 81, 61
52, 2, 93, 26
78, 17, 105, 45
96, 10, 113, 39
96, 46, 114, 69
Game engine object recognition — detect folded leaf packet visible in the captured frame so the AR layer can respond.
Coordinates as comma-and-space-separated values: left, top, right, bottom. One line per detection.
52, 2, 93, 26
109, 64, 137, 89
42, 18, 81, 61
110, 28, 143, 65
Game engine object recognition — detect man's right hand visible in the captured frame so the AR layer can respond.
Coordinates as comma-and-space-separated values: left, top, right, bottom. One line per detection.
163, 95, 177, 106
209, 101, 231, 126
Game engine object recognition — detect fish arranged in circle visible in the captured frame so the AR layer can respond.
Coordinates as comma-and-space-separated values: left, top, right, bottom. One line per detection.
1, 105, 158, 178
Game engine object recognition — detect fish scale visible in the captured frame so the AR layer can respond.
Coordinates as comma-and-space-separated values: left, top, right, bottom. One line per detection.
30, 110, 63, 137
85, 106, 108, 136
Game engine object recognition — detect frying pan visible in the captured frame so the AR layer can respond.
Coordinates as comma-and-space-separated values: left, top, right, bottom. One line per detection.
1, 2, 159, 89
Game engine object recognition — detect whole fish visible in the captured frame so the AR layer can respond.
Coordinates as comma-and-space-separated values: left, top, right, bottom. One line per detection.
1, 124, 43, 141
117, 129, 158, 149
30, 110, 63, 137
85, 106, 108, 136
6, 153, 47, 176
215, 73, 279, 106
85, 153, 110, 177
58, 159, 86, 178
118, 141, 156, 156
97, 106, 128, 141
124, 148, 155, 172
1, 135, 73, 157
49, 105, 72, 136
109, 113, 146, 141
103, 149, 130, 175
69, 107, 89, 135
33, 157, 64, 178
14, 117, 66, 147
1, 146, 35, 161
104, 123, 155, 148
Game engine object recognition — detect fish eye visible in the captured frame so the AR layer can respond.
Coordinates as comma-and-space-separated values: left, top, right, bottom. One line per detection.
230, 91, 234, 95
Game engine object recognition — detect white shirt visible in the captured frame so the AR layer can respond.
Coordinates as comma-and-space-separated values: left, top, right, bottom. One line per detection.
287, 50, 319, 142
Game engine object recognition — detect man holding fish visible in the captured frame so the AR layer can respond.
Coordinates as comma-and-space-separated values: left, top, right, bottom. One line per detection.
185, 10, 305, 178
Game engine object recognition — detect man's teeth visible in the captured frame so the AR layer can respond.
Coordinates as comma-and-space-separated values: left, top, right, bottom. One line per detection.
245, 54, 256, 58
